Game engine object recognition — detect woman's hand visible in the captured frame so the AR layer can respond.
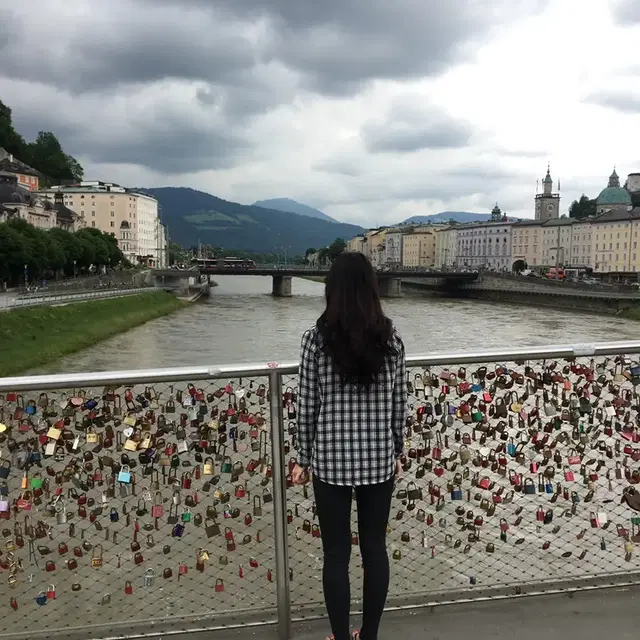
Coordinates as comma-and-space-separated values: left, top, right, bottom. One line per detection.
395, 458, 402, 478
292, 463, 310, 485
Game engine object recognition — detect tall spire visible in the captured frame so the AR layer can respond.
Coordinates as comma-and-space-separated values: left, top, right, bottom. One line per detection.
608, 166, 620, 188
543, 163, 552, 184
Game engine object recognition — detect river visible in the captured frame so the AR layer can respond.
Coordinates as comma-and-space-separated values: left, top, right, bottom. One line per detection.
42, 275, 640, 373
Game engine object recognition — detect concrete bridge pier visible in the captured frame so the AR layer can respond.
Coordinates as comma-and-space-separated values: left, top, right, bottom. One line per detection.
378, 277, 402, 298
272, 275, 292, 297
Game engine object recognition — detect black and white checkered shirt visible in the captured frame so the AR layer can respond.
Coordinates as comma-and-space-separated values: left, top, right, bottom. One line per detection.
295, 325, 407, 486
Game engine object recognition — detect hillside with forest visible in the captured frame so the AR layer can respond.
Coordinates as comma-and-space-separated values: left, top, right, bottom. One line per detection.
0, 98, 83, 184
138, 187, 364, 255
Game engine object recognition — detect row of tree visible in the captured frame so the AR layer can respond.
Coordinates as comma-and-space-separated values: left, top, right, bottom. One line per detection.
305, 238, 347, 264
0, 219, 127, 285
0, 99, 84, 184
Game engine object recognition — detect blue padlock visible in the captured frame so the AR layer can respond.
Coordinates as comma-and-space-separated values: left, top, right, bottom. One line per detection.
172, 523, 185, 538
545, 481, 553, 494
25, 401, 37, 416
507, 442, 516, 456
451, 488, 463, 501
117, 465, 131, 483
110, 508, 119, 522
523, 479, 536, 495
35, 592, 47, 606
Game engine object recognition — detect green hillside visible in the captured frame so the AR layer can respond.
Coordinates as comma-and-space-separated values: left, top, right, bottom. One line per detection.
139, 187, 364, 255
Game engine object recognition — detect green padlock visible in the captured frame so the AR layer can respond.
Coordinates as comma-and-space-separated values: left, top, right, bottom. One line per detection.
182, 508, 192, 523
171, 454, 180, 469
31, 473, 43, 490
221, 456, 232, 474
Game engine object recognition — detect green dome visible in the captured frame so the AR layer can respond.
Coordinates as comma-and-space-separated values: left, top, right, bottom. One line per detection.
597, 186, 631, 206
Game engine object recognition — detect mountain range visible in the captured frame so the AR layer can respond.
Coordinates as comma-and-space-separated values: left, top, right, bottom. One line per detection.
137, 187, 364, 255
401, 211, 491, 224
252, 198, 337, 223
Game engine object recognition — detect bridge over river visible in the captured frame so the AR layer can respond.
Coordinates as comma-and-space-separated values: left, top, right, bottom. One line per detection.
192, 265, 478, 297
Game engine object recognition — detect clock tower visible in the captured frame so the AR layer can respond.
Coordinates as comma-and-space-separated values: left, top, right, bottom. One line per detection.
535, 164, 560, 221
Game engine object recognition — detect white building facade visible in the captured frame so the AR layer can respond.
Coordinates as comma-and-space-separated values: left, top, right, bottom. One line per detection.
456, 221, 514, 269
385, 232, 403, 266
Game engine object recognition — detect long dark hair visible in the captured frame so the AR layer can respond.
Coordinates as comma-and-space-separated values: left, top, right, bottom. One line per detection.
317, 252, 396, 388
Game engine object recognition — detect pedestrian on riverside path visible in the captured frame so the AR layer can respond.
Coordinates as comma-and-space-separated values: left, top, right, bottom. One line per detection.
292, 251, 407, 640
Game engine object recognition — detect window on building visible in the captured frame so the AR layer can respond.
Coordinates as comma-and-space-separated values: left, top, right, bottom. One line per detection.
110, 221, 114, 227
92, 221, 95, 227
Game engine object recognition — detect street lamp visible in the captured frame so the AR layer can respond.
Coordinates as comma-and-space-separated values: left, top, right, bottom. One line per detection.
24, 264, 27, 291
73, 260, 77, 279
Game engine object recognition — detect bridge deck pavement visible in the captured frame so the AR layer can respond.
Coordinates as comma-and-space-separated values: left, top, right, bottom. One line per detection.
151, 587, 639, 639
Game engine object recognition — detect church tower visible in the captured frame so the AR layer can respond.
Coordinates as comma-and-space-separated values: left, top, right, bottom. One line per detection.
535, 164, 560, 221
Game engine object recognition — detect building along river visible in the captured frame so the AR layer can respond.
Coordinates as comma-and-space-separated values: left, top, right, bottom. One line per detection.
38, 275, 640, 374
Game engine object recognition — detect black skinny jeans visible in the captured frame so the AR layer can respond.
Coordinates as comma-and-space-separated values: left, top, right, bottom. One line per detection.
313, 474, 394, 640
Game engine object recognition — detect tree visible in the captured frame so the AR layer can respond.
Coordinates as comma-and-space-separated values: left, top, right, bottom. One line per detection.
0, 100, 28, 160
317, 247, 330, 264
328, 238, 346, 262
64, 154, 84, 181
569, 194, 596, 220
305, 247, 316, 257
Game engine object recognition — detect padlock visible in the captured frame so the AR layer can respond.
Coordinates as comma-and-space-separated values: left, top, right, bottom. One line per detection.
143, 568, 155, 587
142, 490, 160, 518
124, 580, 133, 595
46, 584, 56, 600
117, 465, 131, 483
92, 544, 103, 568
215, 578, 225, 592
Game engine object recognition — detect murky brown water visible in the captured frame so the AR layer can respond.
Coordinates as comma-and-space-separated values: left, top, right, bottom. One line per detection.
41, 275, 640, 373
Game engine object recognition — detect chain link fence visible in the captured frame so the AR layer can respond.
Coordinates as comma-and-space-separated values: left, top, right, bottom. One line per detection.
285, 352, 640, 614
1, 345, 640, 638
0, 375, 279, 639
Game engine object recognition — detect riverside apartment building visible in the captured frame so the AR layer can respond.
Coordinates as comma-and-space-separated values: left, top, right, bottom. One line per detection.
38, 181, 167, 267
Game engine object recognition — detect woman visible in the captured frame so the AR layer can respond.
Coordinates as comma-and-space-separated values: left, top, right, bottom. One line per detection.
291, 252, 407, 640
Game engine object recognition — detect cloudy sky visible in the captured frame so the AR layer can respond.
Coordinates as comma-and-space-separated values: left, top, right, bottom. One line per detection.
1, 0, 639, 227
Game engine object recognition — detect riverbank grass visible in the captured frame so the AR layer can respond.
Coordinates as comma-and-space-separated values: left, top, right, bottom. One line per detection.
0, 291, 187, 377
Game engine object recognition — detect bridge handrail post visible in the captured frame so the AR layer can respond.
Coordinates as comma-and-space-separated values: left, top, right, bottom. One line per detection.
269, 369, 292, 640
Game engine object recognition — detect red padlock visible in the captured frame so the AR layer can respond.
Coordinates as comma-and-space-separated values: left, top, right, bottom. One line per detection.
124, 581, 133, 595
244, 514, 253, 526
47, 584, 56, 600
10, 597, 17, 610
67, 558, 78, 570
215, 579, 225, 592
238, 565, 244, 578
267, 569, 273, 582
249, 557, 258, 568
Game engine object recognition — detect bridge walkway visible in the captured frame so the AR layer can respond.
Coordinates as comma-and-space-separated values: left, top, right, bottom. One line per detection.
198, 588, 638, 640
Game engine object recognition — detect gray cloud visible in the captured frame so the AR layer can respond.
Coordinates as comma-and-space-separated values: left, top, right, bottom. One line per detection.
584, 90, 640, 114
0, 0, 548, 186
361, 103, 472, 153
145, 0, 546, 95
5, 82, 251, 174
612, 0, 640, 25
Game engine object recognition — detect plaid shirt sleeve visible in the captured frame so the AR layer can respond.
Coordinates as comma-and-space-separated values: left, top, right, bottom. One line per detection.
391, 332, 407, 457
296, 329, 318, 468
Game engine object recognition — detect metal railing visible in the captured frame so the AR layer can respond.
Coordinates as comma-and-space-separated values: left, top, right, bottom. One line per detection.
1, 341, 640, 639
3, 287, 154, 309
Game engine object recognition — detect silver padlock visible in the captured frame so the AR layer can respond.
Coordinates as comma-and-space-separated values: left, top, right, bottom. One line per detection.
143, 568, 155, 587
101, 593, 111, 605
172, 490, 181, 506
56, 500, 67, 525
